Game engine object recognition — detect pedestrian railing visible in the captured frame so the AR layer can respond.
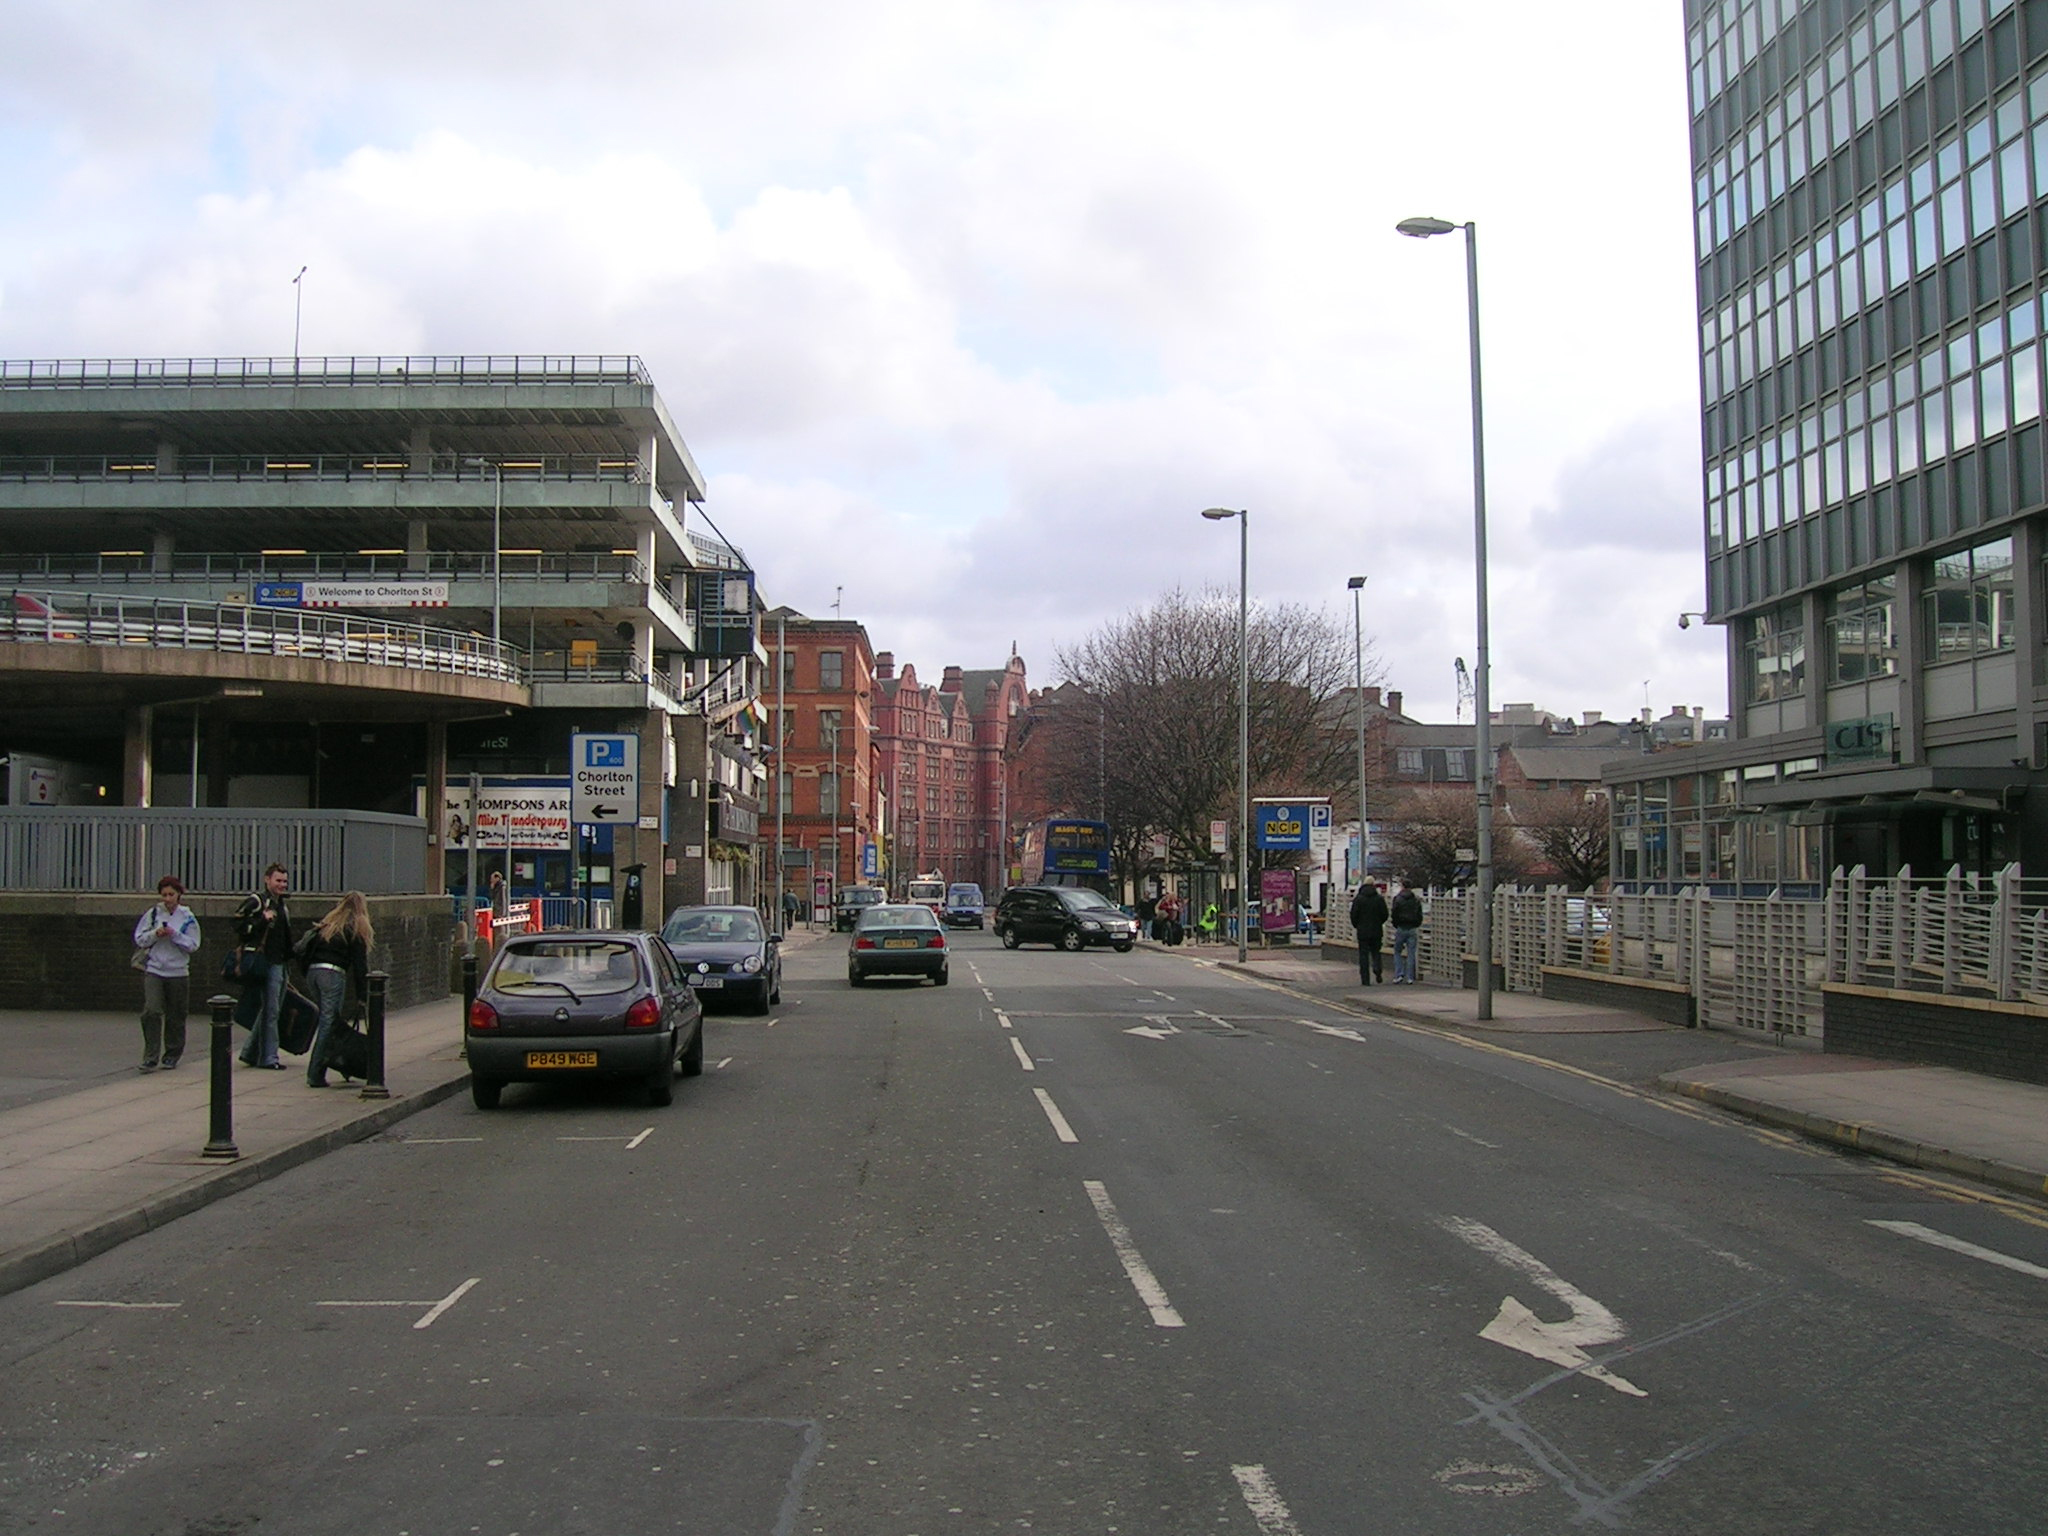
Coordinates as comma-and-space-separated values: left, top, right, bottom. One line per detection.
0, 355, 652, 390
0, 451, 643, 485
0, 551, 653, 587
0, 808, 426, 894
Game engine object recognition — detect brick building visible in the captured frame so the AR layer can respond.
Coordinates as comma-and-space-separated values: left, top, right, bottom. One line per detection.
875, 651, 1029, 895
765, 611, 880, 907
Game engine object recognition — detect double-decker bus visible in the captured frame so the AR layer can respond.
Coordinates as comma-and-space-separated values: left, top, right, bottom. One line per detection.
1018, 817, 1112, 894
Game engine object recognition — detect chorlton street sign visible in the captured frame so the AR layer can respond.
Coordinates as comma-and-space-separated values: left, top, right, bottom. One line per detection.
571, 733, 638, 825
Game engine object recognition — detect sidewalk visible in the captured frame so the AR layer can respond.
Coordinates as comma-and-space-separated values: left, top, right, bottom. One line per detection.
1203, 941, 2048, 1203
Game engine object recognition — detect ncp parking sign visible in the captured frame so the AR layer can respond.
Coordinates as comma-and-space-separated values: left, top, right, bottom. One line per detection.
570, 733, 638, 825
1255, 804, 1309, 851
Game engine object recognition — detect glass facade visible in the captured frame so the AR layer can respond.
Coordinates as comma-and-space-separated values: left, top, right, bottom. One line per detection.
1689, 0, 2048, 614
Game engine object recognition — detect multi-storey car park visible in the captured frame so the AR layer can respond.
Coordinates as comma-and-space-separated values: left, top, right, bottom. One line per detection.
1610, 0, 2048, 891
0, 355, 768, 929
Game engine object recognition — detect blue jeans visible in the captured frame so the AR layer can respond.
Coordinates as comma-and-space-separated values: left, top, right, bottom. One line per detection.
306, 966, 346, 1084
240, 962, 285, 1066
1392, 926, 1420, 983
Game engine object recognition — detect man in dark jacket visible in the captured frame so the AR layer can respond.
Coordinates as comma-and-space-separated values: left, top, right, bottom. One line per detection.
1390, 882, 1424, 983
1348, 882, 1388, 985
234, 863, 293, 1068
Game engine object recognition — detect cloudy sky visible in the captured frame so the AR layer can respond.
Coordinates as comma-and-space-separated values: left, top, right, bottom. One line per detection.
1, 0, 1724, 723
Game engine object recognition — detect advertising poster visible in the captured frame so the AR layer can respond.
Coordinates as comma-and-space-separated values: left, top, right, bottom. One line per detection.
1260, 867, 1297, 933
444, 782, 573, 851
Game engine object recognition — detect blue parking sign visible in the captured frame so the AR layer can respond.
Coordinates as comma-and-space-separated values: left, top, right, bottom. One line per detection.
1255, 804, 1310, 850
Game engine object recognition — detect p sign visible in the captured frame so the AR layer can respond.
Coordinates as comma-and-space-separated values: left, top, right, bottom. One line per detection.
571, 732, 639, 825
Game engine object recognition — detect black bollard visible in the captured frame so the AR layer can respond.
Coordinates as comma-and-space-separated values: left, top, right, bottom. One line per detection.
459, 952, 477, 1060
201, 994, 239, 1161
360, 970, 390, 1100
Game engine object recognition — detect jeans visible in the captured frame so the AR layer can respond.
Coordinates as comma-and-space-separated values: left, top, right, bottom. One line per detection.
240, 962, 285, 1066
1392, 926, 1420, 983
140, 973, 189, 1066
306, 965, 346, 1085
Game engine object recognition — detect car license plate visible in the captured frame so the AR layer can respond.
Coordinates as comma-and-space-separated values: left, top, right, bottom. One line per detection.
526, 1051, 597, 1069
687, 975, 723, 988
883, 937, 922, 949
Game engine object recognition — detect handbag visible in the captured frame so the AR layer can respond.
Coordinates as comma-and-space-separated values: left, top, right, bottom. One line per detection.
220, 947, 269, 985
130, 946, 150, 972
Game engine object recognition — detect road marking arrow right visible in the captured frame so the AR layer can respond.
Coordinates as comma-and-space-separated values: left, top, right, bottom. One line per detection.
1440, 1215, 1646, 1397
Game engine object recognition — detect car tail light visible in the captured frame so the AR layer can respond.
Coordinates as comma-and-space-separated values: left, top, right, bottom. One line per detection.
925, 933, 946, 948
468, 999, 498, 1031
854, 936, 876, 949
625, 996, 662, 1029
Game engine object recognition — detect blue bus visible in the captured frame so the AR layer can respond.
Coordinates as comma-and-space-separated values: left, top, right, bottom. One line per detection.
1020, 817, 1112, 893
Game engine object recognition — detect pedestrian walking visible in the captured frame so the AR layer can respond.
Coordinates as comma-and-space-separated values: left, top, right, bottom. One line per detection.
1157, 890, 1182, 944
300, 891, 372, 1088
1348, 880, 1388, 986
131, 875, 201, 1072
784, 888, 802, 932
1390, 881, 1424, 983
234, 863, 293, 1069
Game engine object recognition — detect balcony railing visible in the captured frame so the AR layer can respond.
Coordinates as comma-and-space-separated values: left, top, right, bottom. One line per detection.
0, 452, 643, 485
0, 355, 651, 390
0, 552, 656, 585
0, 590, 523, 683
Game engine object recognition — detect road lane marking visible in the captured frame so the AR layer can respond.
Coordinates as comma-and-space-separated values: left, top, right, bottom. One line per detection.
414, 1277, 481, 1329
1304, 1021, 1367, 1042
401, 1137, 483, 1144
557, 1135, 632, 1142
1009, 1037, 1036, 1072
49, 1299, 178, 1313
1032, 1088, 1079, 1143
1440, 1216, 1646, 1397
1125, 1020, 1180, 1039
1231, 1464, 1305, 1534
1083, 1180, 1184, 1327
994, 1008, 1013, 1030
715, 1057, 734, 1069
626, 1127, 653, 1150
1446, 1126, 1501, 1149
1868, 1219, 2048, 1279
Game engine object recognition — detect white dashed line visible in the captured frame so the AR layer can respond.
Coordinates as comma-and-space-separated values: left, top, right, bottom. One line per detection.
1009, 1036, 1036, 1072
1032, 1088, 1079, 1143
1869, 1220, 2048, 1279
55, 1300, 180, 1310
626, 1127, 653, 1150
414, 1277, 481, 1329
1232, 1464, 1306, 1535
400, 1137, 483, 1144
714, 1056, 734, 1070
1083, 1180, 1184, 1327
994, 1009, 1013, 1030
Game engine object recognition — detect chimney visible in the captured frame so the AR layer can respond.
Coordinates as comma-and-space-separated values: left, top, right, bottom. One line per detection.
1362, 685, 1382, 708
940, 665, 963, 691
1582, 710, 1603, 725
875, 651, 895, 681
1387, 690, 1403, 717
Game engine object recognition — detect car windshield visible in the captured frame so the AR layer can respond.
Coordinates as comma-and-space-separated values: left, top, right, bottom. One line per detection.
858, 907, 941, 931
664, 909, 765, 944
841, 889, 880, 905
492, 940, 642, 995
947, 885, 983, 903
1058, 889, 1116, 911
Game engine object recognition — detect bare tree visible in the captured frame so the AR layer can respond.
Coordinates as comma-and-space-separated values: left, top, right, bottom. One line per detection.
1514, 788, 1610, 889
1381, 785, 1534, 890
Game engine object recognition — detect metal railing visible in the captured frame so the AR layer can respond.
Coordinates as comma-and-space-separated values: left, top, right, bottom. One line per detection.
0, 808, 426, 894
1830, 864, 2048, 1003
0, 355, 651, 390
0, 552, 654, 586
1, 589, 523, 683
0, 451, 644, 485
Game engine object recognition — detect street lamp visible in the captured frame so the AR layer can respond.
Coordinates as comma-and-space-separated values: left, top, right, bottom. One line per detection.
1202, 506, 1250, 964
1397, 213, 1495, 1020
1348, 576, 1368, 890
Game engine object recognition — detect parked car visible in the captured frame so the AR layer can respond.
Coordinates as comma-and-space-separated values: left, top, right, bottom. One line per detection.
660, 904, 782, 1014
993, 885, 1139, 952
833, 885, 885, 931
466, 931, 704, 1109
942, 882, 986, 929
848, 903, 950, 987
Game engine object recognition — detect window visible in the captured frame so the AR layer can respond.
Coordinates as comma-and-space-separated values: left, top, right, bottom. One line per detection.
819, 651, 844, 690
819, 772, 839, 814
1445, 749, 1473, 781
778, 649, 796, 691
1924, 534, 2015, 660
1396, 748, 1425, 776
1827, 573, 1899, 682
819, 708, 842, 750
1743, 602, 1807, 703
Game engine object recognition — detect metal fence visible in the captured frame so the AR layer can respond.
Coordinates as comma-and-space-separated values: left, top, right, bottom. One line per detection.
0, 808, 427, 894
1328, 867, 2048, 1042
0, 355, 651, 390
1, 589, 522, 684
0, 452, 643, 485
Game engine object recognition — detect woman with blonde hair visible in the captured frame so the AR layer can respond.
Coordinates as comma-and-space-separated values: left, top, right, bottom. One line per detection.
301, 891, 373, 1087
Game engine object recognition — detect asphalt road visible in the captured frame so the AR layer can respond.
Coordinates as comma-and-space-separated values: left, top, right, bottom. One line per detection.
5, 932, 2048, 1534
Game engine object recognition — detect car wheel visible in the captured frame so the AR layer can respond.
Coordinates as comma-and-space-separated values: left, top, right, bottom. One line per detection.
748, 979, 772, 1015
848, 966, 865, 987
999, 925, 1020, 949
1113, 940, 1134, 953
471, 1076, 502, 1110
679, 1020, 705, 1078
934, 963, 949, 987
1059, 926, 1085, 952
770, 970, 782, 1005
647, 1046, 675, 1107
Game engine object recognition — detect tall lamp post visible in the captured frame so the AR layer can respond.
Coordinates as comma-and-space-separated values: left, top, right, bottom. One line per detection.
1397, 214, 1494, 1020
1348, 576, 1368, 889
775, 612, 787, 934
1201, 506, 1250, 965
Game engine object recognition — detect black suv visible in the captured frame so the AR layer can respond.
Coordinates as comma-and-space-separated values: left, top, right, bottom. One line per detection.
993, 886, 1138, 952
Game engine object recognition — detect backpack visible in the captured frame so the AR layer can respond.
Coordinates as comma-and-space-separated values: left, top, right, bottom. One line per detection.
1391, 891, 1423, 927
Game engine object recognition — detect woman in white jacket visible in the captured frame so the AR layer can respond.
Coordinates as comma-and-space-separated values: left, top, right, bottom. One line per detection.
132, 875, 202, 1071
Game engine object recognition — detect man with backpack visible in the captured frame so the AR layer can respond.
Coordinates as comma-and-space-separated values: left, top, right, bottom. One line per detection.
234, 863, 294, 1068
1389, 882, 1424, 984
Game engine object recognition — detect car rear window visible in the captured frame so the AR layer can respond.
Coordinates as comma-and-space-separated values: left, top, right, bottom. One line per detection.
491, 940, 643, 995
858, 907, 940, 930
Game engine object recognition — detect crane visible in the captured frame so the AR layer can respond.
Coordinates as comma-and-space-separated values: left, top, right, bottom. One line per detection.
1454, 657, 1473, 722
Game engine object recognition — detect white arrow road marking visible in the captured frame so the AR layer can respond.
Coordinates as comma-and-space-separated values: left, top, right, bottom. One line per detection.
1083, 1180, 1184, 1327
1032, 1087, 1079, 1143
1124, 1023, 1181, 1039
1441, 1216, 1647, 1397
1231, 1465, 1306, 1535
1869, 1220, 2048, 1279
1305, 1021, 1368, 1042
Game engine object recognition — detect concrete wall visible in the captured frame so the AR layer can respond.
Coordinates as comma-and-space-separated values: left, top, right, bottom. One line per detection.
1540, 967, 1696, 1028
0, 893, 453, 1013
1824, 983, 2048, 1084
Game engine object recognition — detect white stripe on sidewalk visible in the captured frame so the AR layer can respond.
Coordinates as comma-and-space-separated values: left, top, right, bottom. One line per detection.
1009, 1037, 1035, 1072
1231, 1464, 1306, 1535
1083, 1180, 1183, 1327
1868, 1220, 2048, 1279
1032, 1087, 1079, 1143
